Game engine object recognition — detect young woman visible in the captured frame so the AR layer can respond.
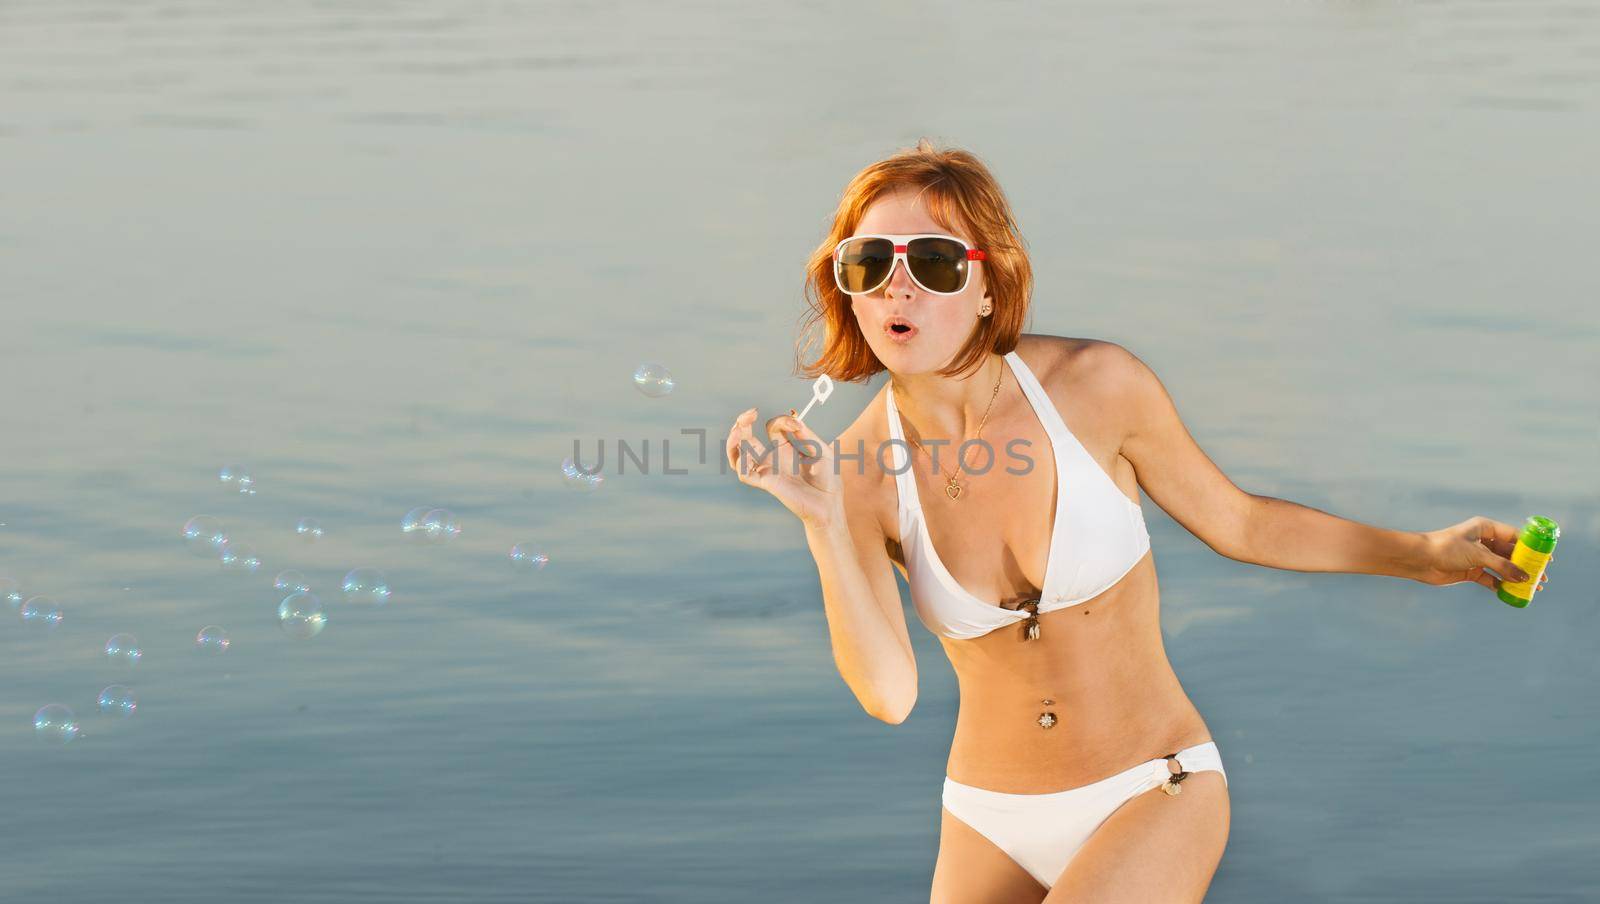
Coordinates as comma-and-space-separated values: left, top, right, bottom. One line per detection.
724, 139, 1549, 903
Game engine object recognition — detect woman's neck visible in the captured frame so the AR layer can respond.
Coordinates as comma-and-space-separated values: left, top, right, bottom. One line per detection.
889, 352, 1008, 444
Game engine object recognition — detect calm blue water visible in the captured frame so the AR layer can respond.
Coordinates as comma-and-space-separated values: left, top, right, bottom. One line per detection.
2, 2, 1597, 901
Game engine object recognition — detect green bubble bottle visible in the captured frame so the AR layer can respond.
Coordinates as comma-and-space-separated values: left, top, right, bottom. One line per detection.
1496, 515, 1559, 608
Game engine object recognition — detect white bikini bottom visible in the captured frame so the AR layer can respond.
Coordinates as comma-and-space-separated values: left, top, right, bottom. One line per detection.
941, 739, 1227, 890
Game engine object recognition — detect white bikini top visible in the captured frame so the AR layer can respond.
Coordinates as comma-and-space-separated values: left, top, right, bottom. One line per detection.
885, 349, 1151, 640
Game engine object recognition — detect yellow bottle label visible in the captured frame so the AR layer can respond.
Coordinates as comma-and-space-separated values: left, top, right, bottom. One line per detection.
1500, 543, 1551, 599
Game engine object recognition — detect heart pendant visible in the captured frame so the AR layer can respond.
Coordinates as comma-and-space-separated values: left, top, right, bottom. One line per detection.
945, 483, 962, 500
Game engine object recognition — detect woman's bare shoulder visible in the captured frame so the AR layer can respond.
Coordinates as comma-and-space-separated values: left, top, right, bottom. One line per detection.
1014, 332, 1114, 387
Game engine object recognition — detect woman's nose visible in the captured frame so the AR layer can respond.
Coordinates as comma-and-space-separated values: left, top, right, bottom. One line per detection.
882, 257, 915, 295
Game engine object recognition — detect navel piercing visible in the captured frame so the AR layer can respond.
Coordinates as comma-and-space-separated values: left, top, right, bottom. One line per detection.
1037, 697, 1056, 729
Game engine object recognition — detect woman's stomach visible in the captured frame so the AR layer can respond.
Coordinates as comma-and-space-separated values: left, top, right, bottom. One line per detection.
937, 567, 1213, 793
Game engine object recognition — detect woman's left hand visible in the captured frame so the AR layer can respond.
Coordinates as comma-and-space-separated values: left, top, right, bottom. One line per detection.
1412, 516, 1553, 592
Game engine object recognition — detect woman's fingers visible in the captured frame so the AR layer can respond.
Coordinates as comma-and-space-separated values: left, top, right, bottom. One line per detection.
727, 407, 843, 500
786, 414, 829, 452
1477, 517, 1521, 558
725, 413, 743, 470
728, 407, 776, 484
725, 407, 755, 472
1468, 517, 1535, 586
1479, 543, 1529, 585
770, 416, 820, 456
728, 407, 833, 493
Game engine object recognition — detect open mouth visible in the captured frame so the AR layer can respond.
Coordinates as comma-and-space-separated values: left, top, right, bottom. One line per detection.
885, 317, 918, 340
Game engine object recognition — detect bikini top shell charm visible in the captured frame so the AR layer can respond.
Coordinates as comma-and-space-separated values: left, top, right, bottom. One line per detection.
1017, 598, 1042, 641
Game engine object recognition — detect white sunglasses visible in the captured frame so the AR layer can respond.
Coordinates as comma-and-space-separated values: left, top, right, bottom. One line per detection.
832, 233, 987, 297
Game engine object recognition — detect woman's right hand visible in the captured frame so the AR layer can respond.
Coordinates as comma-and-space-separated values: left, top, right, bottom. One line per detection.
725, 407, 843, 529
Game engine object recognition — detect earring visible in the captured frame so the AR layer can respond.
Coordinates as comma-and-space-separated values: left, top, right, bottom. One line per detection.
979, 305, 992, 316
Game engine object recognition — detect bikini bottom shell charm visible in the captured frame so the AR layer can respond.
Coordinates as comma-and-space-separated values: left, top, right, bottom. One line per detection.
1161, 753, 1191, 796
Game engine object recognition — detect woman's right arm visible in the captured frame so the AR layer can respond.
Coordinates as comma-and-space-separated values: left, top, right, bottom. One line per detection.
726, 407, 918, 724
804, 480, 918, 724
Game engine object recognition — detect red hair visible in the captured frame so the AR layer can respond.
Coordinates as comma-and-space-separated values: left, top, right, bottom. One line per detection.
796, 138, 1033, 382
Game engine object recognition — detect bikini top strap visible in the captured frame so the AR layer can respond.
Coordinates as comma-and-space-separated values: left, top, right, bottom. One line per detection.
882, 385, 924, 523
1003, 350, 1072, 445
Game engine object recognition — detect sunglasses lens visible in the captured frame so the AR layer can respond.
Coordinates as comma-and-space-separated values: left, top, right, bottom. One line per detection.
907, 237, 969, 293
836, 237, 894, 293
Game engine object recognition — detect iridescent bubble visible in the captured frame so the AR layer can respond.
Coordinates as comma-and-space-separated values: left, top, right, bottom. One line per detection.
219, 540, 261, 574
510, 543, 550, 571
632, 361, 676, 397
341, 568, 391, 606
195, 625, 230, 653
182, 515, 230, 557
219, 464, 256, 495
278, 591, 327, 639
273, 570, 311, 595
1, 576, 22, 610
561, 456, 604, 490
294, 517, 324, 541
20, 596, 63, 631
33, 704, 80, 745
97, 685, 138, 718
421, 508, 461, 542
401, 506, 430, 539
105, 633, 142, 667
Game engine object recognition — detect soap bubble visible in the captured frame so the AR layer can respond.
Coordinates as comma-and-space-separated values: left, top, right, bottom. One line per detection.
182, 515, 229, 557
273, 570, 311, 595
97, 685, 138, 718
105, 633, 142, 667
20, 596, 63, 631
33, 704, 80, 745
219, 464, 256, 496
195, 625, 230, 653
420, 508, 461, 542
2, 577, 22, 610
633, 362, 676, 398
561, 456, 604, 490
219, 540, 261, 574
401, 507, 430, 538
278, 591, 327, 639
341, 568, 391, 606
510, 543, 549, 571
294, 517, 324, 542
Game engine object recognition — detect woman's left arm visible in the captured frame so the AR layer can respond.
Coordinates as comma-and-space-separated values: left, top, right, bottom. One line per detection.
1239, 500, 1547, 592
1100, 342, 1551, 594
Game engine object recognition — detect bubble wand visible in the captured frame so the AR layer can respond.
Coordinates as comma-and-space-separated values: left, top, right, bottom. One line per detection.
772, 375, 833, 451
791, 374, 833, 423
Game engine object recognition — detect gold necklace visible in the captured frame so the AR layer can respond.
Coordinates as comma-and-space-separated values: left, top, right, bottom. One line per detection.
900, 358, 1005, 501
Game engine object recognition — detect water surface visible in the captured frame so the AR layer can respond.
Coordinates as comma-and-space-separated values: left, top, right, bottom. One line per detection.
2, 2, 1597, 901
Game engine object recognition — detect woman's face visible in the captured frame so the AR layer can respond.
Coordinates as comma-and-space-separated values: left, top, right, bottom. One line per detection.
848, 188, 991, 375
